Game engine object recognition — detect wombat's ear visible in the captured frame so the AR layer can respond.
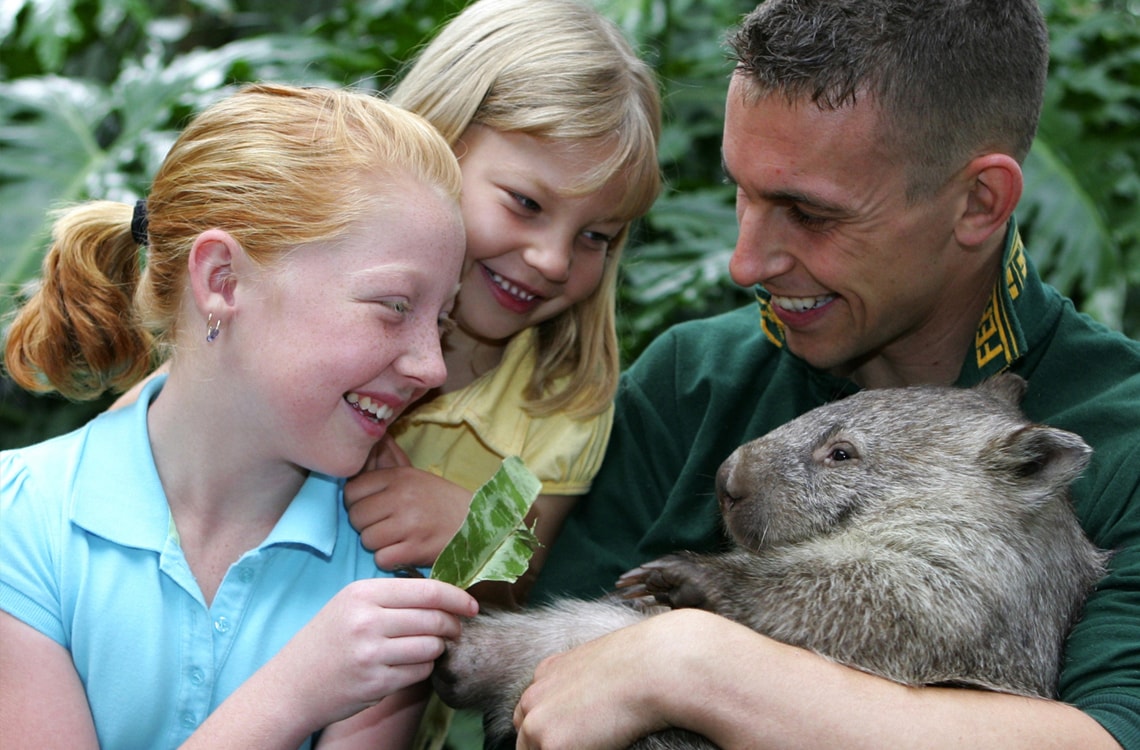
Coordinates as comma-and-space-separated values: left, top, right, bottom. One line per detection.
987, 424, 1093, 504
975, 373, 1028, 406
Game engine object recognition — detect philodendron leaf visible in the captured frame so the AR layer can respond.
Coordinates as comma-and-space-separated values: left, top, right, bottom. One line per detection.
430, 456, 542, 590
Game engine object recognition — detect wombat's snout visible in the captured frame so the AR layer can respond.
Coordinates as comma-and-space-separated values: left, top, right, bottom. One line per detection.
716, 451, 745, 512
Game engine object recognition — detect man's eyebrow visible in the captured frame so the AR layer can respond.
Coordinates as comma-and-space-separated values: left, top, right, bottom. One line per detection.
766, 189, 850, 216
721, 154, 850, 216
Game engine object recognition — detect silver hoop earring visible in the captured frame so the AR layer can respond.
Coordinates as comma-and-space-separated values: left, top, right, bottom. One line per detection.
205, 313, 222, 343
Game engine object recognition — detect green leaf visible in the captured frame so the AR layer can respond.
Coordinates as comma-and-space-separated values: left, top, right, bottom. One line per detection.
0, 34, 348, 323
9, 0, 84, 71
1019, 136, 1125, 331
429, 456, 542, 590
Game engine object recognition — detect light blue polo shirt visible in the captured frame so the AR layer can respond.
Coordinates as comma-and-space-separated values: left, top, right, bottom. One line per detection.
0, 376, 397, 748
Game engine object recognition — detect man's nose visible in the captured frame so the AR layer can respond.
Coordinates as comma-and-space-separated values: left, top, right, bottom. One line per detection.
729, 204, 794, 287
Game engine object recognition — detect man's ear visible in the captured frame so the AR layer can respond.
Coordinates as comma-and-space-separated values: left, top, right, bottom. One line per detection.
187, 229, 243, 320
954, 153, 1023, 249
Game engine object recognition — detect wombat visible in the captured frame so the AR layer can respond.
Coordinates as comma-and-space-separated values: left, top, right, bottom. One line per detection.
433, 374, 1110, 750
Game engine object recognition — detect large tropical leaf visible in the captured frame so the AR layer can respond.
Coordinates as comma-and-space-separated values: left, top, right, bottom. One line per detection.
619, 187, 750, 359
0, 34, 347, 320
430, 456, 542, 590
1020, 140, 1118, 287
0, 76, 114, 294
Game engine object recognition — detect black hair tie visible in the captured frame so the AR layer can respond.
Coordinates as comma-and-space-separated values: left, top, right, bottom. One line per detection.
131, 199, 149, 246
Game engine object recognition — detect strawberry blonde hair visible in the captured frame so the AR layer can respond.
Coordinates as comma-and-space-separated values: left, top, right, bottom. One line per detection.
5, 83, 461, 400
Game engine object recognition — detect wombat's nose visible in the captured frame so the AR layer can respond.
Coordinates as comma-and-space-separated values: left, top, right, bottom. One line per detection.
716, 457, 743, 512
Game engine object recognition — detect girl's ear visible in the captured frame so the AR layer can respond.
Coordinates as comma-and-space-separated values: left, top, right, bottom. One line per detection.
954, 153, 1023, 249
187, 229, 243, 321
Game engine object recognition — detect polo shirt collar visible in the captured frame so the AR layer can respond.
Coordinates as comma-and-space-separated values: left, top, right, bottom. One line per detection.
69, 375, 341, 558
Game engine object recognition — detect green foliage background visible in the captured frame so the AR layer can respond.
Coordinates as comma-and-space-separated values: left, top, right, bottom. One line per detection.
2, 0, 1139, 454
0, 2, 1137, 747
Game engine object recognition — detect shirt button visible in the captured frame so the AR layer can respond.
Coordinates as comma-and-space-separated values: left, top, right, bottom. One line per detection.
190, 667, 205, 685
181, 712, 196, 729
213, 616, 230, 634
239, 567, 255, 583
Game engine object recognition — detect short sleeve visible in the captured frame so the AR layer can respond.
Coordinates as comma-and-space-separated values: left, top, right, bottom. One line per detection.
0, 449, 68, 646
518, 401, 614, 495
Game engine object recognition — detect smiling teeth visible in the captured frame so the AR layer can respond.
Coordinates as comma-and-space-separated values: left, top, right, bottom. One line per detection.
346, 392, 394, 422
771, 294, 835, 313
489, 271, 536, 302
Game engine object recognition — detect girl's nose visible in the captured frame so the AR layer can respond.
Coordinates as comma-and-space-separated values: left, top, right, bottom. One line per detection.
522, 237, 573, 283
397, 324, 448, 390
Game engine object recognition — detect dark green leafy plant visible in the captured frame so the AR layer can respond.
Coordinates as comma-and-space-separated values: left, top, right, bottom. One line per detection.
1025, 0, 1140, 334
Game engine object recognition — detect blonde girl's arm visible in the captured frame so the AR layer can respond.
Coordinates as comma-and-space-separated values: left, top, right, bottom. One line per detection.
0, 611, 100, 749
345, 464, 475, 569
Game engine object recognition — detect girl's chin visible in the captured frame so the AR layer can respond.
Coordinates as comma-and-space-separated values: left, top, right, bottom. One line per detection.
456, 313, 530, 344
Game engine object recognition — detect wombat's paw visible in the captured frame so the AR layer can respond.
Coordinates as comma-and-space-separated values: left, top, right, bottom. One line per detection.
616, 554, 713, 610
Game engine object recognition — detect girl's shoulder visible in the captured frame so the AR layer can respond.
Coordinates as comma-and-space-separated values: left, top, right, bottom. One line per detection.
2, 398, 162, 539
2, 425, 92, 512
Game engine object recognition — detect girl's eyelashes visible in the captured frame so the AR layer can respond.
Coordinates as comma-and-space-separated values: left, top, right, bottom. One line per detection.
581, 230, 614, 252
502, 183, 621, 250
509, 191, 541, 213
375, 299, 455, 336
379, 299, 410, 315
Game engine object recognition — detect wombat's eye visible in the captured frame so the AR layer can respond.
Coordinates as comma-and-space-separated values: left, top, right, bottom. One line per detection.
813, 439, 860, 467
821, 441, 859, 466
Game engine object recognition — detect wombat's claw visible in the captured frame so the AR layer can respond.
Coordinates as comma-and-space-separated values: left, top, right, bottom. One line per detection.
615, 565, 646, 589
392, 564, 426, 578
617, 557, 708, 610
614, 567, 654, 603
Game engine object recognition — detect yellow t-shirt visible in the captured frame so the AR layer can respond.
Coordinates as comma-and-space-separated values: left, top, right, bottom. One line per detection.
389, 328, 614, 494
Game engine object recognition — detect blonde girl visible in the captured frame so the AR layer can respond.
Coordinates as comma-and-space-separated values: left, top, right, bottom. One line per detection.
345, 0, 662, 604
1, 83, 477, 748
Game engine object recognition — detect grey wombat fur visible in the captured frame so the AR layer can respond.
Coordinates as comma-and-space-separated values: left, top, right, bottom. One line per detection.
433, 375, 1109, 750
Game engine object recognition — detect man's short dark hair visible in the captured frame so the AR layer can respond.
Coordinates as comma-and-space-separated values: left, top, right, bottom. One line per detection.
728, 0, 1049, 199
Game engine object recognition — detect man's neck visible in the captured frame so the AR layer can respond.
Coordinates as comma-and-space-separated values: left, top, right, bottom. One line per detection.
843, 258, 1004, 390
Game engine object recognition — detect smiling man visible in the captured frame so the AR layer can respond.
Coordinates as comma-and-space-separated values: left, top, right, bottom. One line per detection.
518, 1, 1140, 748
